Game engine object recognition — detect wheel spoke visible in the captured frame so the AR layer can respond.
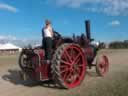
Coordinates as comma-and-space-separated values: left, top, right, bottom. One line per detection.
70, 47, 74, 60
102, 67, 105, 73
66, 70, 73, 82
63, 53, 69, 62
60, 60, 71, 65
75, 67, 82, 79
99, 63, 105, 73
101, 60, 105, 65
61, 68, 70, 74
76, 67, 81, 75
64, 50, 72, 63
63, 71, 69, 80
73, 53, 81, 64
99, 63, 103, 68
78, 64, 83, 67
72, 69, 77, 82
71, 48, 74, 59
101, 60, 106, 68
60, 65, 68, 68
75, 57, 81, 65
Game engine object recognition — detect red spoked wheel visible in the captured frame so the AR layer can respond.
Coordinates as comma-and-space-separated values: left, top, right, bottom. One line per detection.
51, 43, 87, 89
96, 55, 109, 76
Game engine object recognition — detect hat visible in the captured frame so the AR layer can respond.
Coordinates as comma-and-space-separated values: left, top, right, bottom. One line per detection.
45, 19, 51, 25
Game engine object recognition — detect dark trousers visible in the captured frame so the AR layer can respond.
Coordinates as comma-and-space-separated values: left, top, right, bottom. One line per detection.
43, 37, 53, 60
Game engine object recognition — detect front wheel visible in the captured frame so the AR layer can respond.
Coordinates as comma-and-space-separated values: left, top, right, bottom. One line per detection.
96, 55, 109, 76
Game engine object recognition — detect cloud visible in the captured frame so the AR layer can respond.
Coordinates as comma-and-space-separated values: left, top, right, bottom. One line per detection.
0, 3, 18, 13
109, 20, 120, 27
0, 35, 17, 40
49, 0, 128, 16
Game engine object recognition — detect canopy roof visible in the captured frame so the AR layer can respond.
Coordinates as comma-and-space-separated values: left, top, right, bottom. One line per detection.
0, 43, 21, 50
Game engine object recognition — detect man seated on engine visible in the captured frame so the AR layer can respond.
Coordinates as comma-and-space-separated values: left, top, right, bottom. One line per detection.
42, 19, 54, 63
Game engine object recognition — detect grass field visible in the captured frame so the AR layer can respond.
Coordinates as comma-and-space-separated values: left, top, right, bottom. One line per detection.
0, 49, 128, 96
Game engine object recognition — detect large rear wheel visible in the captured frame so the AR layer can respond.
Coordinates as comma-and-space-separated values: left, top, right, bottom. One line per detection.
51, 43, 87, 89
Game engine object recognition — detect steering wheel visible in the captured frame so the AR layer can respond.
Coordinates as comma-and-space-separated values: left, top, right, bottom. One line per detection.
53, 31, 62, 40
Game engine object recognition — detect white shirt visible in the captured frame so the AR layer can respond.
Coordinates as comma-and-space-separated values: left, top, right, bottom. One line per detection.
43, 26, 53, 38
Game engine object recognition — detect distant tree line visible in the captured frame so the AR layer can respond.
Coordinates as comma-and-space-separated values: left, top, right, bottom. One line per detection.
109, 41, 128, 49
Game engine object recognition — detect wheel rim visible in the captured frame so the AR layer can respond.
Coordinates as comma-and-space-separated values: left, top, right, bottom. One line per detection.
20, 52, 36, 70
60, 45, 86, 88
97, 55, 109, 76
20, 53, 28, 69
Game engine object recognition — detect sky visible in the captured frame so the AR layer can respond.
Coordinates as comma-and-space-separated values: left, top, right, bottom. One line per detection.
0, 0, 128, 42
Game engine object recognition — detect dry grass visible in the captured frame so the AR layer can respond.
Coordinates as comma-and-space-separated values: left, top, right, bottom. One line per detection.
0, 49, 128, 96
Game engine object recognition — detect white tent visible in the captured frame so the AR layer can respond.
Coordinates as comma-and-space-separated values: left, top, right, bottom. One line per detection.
0, 44, 2, 47
0, 43, 21, 50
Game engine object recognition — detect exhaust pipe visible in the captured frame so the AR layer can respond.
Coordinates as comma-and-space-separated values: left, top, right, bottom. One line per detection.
85, 20, 91, 41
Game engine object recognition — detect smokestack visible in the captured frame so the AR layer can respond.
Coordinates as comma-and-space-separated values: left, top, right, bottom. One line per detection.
85, 20, 91, 41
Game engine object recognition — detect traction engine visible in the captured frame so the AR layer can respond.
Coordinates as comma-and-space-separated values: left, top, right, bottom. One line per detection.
19, 20, 109, 89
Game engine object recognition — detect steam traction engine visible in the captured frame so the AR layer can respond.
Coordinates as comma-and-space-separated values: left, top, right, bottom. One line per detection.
19, 20, 109, 89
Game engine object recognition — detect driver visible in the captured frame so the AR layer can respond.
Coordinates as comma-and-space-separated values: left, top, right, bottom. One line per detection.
42, 19, 54, 63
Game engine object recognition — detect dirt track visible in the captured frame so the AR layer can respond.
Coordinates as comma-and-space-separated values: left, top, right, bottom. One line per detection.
0, 49, 128, 96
